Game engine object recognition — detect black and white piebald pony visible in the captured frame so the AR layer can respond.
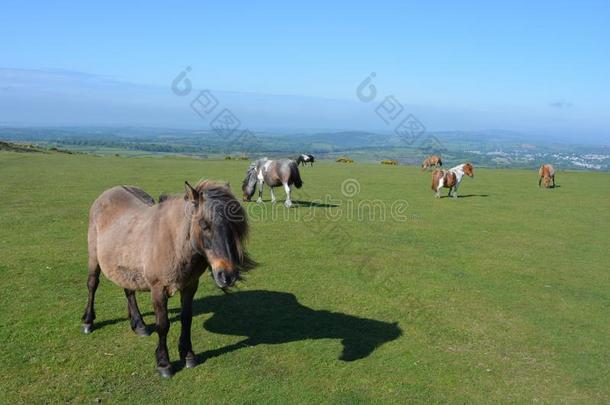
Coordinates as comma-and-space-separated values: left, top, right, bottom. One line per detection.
242, 158, 303, 207
296, 154, 315, 167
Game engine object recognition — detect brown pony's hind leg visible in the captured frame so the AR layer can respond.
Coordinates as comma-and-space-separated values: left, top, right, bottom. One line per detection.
152, 286, 172, 378
178, 281, 199, 369
124, 289, 149, 337
81, 257, 100, 334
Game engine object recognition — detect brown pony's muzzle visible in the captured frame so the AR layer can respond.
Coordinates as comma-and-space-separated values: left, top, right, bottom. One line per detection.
212, 269, 237, 289
243, 193, 251, 202
210, 258, 238, 289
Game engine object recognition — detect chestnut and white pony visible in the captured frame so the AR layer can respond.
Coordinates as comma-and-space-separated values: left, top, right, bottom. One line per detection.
538, 164, 556, 188
242, 158, 303, 207
421, 155, 442, 171
431, 163, 474, 198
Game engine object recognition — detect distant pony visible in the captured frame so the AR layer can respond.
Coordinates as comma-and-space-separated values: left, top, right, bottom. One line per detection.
242, 158, 303, 207
431, 163, 474, 198
296, 154, 315, 167
538, 164, 556, 188
421, 155, 442, 171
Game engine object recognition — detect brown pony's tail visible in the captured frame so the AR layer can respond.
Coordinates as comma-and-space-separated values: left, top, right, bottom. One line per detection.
290, 161, 303, 188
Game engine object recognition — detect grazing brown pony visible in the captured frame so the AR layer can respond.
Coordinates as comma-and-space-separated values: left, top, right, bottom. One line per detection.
538, 164, 556, 188
431, 163, 474, 198
83, 180, 255, 378
421, 155, 442, 171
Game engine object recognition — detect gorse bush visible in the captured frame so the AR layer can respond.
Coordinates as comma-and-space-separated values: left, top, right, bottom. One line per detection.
336, 156, 354, 163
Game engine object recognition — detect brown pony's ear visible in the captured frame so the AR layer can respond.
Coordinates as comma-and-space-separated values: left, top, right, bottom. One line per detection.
184, 181, 199, 202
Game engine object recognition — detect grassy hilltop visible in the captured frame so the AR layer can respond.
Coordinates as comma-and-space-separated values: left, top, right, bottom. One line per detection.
1, 151, 609, 403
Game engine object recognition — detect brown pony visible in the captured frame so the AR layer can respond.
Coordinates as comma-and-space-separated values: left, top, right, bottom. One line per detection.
421, 155, 442, 171
82, 180, 255, 378
538, 164, 556, 188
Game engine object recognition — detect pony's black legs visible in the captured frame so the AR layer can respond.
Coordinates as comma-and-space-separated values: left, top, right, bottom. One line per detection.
124, 289, 149, 336
552, 175, 556, 188
152, 286, 172, 378
81, 258, 100, 334
178, 281, 199, 368
538, 176, 542, 187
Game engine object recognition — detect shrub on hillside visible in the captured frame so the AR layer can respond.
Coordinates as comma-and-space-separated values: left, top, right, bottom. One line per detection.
336, 156, 354, 163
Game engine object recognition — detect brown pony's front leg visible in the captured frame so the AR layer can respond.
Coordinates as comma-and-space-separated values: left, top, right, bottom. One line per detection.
124, 289, 149, 336
178, 281, 199, 369
152, 286, 172, 378
538, 176, 543, 187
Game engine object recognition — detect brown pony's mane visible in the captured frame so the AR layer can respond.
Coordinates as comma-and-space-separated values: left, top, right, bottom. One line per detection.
195, 180, 256, 272
122, 185, 155, 206
156, 180, 255, 272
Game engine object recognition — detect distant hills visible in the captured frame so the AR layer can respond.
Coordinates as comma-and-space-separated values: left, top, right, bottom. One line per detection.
1, 126, 608, 171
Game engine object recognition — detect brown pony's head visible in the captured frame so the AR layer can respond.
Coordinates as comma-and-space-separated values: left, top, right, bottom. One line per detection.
185, 180, 256, 289
463, 163, 474, 178
543, 176, 552, 188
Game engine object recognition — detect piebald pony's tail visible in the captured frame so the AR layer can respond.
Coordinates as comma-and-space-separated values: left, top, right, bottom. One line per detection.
431, 169, 443, 191
290, 161, 303, 188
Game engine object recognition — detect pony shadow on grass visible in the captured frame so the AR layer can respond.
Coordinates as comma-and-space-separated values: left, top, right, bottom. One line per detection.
180, 290, 402, 367
291, 200, 339, 208
440, 194, 489, 199
247, 200, 338, 208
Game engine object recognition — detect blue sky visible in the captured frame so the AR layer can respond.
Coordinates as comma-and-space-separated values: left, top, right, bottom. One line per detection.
1, 1, 609, 140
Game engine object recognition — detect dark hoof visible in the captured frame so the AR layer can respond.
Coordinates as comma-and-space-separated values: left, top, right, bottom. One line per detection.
134, 325, 150, 337
157, 365, 173, 378
184, 356, 197, 369
82, 323, 93, 334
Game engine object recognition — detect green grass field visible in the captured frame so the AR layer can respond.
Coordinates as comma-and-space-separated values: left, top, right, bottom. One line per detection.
1, 151, 609, 403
